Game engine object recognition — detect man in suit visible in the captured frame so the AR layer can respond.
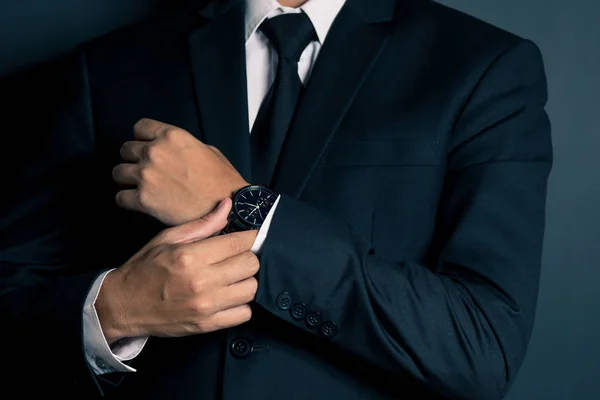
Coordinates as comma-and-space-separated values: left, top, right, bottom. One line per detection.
1, 0, 552, 398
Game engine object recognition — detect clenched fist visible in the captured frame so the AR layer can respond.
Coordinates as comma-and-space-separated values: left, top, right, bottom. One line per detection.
96, 198, 260, 344
112, 118, 249, 225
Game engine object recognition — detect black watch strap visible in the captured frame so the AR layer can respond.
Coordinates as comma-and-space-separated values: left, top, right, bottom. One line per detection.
222, 210, 254, 234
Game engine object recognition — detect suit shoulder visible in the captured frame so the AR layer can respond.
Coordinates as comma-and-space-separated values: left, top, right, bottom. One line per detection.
80, 1, 209, 68
398, 0, 526, 59
81, 14, 175, 58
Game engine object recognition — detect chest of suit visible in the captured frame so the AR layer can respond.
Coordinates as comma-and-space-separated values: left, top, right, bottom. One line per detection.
72, 1, 513, 399
83, 1, 474, 270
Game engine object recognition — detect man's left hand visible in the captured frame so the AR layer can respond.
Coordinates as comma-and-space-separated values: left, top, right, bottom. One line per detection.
113, 118, 249, 225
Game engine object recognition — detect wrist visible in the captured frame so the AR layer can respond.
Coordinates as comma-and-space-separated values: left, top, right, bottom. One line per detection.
229, 180, 251, 197
95, 270, 129, 345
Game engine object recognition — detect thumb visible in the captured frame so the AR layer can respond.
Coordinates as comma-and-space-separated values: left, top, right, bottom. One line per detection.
156, 198, 232, 244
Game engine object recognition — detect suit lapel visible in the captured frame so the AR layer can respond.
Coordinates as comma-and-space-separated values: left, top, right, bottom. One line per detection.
188, 0, 252, 181
271, 0, 396, 198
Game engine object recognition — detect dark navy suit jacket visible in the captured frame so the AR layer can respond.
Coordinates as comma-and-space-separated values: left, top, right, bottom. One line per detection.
0, 0, 552, 398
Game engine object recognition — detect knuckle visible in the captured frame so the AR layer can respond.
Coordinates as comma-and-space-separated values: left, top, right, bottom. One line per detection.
145, 144, 162, 163
162, 128, 180, 142
191, 297, 214, 316
138, 166, 154, 182
173, 248, 194, 268
187, 276, 208, 295
136, 189, 152, 209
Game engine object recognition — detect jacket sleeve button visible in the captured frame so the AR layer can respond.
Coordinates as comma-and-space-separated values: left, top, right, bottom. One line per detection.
321, 321, 338, 338
290, 303, 307, 320
276, 292, 293, 311
305, 311, 323, 328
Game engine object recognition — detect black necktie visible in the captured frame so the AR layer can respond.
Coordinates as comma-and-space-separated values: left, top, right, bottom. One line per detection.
251, 13, 317, 186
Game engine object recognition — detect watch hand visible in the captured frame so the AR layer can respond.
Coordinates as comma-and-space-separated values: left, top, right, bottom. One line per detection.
248, 206, 259, 217
239, 202, 257, 207
258, 208, 264, 220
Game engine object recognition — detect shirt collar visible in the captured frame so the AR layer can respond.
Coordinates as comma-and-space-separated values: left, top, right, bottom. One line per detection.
245, 0, 347, 44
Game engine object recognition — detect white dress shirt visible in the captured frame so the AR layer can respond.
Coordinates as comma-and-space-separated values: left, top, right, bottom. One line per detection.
83, 0, 347, 375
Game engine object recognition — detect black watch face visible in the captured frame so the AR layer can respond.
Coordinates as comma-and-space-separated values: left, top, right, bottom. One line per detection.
233, 186, 277, 228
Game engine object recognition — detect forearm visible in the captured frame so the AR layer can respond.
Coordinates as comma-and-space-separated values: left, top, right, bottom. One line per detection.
255, 39, 551, 400
83, 269, 149, 375
256, 189, 547, 400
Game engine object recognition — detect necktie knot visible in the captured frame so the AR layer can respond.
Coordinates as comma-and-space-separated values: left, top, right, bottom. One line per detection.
259, 13, 317, 62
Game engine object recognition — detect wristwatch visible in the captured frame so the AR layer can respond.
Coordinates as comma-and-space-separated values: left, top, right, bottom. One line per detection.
223, 185, 278, 233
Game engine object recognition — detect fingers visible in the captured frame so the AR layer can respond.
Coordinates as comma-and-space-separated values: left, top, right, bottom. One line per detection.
133, 118, 180, 141
120, 141, 146, 162
115, 189, 140, 213
184, 230, 258, 264
204, 304, 252, 332
112, 163, 140, 185
156, 198, 232, 244
210, 251, 260, 286
200, 277, 257, 332
216, 277, 259, 310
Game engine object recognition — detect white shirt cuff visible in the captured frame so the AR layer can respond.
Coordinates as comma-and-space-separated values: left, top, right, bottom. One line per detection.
83, 270, 149, 375
250, 195, 280, 255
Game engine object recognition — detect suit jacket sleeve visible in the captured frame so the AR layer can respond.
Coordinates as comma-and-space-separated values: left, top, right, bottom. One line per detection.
0, 46, 105, 396
255, 39, 552, 400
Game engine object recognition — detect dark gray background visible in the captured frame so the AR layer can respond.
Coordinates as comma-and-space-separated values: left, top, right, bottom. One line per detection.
0, 1, 598, 399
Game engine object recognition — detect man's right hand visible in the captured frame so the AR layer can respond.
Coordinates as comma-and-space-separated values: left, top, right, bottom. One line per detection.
95, 197, 260, 344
